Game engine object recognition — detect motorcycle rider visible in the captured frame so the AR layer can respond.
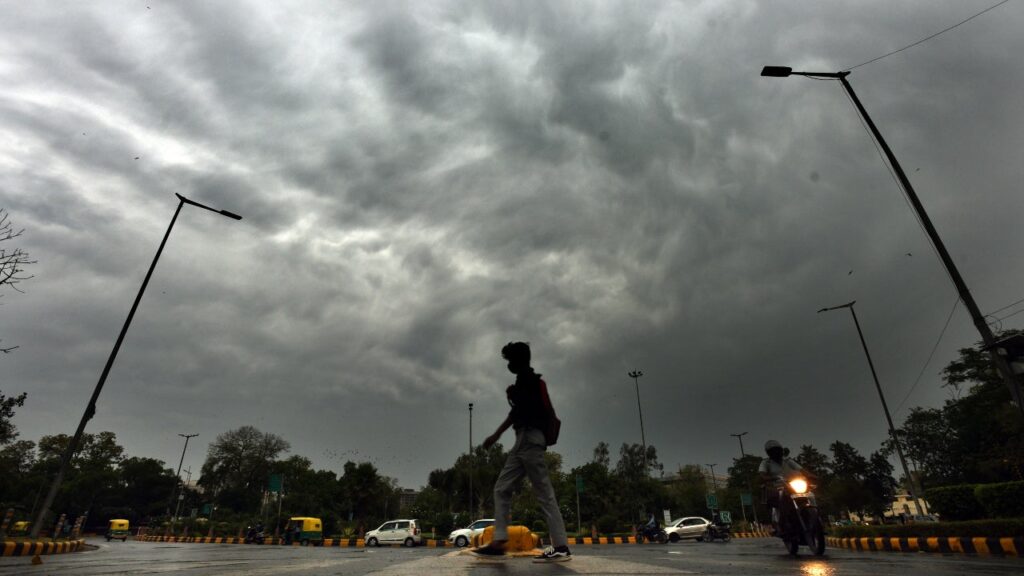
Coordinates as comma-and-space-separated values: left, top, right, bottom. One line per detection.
758, 440, 804, 534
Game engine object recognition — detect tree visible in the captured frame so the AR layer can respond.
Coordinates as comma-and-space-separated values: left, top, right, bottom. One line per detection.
269, 455, 340, 533
336, 461, 398, 531
894, 332, 1024, 485
198, 426, 290, 514
794, 445, 831, 480
666, 464, 708, 518
863, 451, 897, 518
114, 457, 178, 522
25, 431, 127, 521
828, 441, 871, 517
0, 390, 27, 445
0, 209, 36, 354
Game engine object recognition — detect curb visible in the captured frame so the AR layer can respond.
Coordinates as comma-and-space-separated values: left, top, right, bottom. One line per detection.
826, 536, 1021, 556
136, 532, 775, 548
732, 531, 772, 538
2, 539, 85, 557
137, 535, 452, 547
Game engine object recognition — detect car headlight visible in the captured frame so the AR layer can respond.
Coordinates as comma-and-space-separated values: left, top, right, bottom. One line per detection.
788, 478, 808, 494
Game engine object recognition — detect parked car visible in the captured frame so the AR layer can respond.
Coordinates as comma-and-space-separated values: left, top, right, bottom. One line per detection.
664, 517, 711, 542
447, 518, 495, 547
364, 519, 422, 547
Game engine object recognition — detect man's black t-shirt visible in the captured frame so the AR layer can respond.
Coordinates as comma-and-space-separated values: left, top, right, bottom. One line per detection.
507, 370, 547, 432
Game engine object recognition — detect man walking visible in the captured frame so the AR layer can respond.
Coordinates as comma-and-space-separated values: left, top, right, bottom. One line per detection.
471, 342, 571, 562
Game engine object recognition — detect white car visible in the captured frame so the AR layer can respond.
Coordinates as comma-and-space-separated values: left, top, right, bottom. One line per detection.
365, 519, 422, 547
447, 518, 495, 547
664, 516, 711, 542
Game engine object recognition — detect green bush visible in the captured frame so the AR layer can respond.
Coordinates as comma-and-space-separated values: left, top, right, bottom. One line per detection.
596, 515, 619, 535
830, 518, 1024, 539
923, 485, 985, 521
975, 481, 1024, 519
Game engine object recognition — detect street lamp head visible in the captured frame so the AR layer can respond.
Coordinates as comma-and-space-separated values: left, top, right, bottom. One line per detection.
761, 66, 793, 77
628, 370, 643, 378
219, 209, 242, 220
818, 300, 856, 314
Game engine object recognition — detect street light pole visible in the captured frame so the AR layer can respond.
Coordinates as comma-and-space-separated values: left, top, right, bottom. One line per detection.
468, 402, 473, 518
730, 432, 748, 457
818, 301, 925, 516
28, 194, 241, 538
168, 433, 198, 533
706, 464, 718, 491
628, 370, 648, 473
760, 66, 1024, 421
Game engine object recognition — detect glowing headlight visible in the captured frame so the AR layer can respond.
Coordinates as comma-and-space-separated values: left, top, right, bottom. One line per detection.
789, 478, 808, 494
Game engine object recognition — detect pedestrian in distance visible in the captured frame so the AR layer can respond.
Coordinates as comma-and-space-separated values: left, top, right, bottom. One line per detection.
470, 341, 571, 563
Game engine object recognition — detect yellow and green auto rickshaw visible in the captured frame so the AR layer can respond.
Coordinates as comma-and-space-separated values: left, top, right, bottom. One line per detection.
106, 519, 130, 542
286, 517, 323, 546
11, 521, 29, 536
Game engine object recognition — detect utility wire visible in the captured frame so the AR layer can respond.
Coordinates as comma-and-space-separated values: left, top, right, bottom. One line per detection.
835, 80, 957, 290
990, 307, 1024, 325
987, 296, 1024, 317
843, 0, 1013, 72
895, 297, 960, 415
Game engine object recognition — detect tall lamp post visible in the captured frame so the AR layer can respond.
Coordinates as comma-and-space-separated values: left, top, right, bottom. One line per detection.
468, 402, 473, 518
818, 301, 925, 515
29, 194, 241, 538
760, 65, 1024, 421
730, 432, 748, 457
627, 370, 648, 473
168, 433, 199, 533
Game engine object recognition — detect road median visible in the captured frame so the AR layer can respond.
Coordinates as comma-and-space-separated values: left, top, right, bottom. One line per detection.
1, 539, 85, 557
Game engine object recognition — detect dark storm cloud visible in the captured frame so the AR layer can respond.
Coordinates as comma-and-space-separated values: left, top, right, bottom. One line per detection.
3, 0, 1023, 487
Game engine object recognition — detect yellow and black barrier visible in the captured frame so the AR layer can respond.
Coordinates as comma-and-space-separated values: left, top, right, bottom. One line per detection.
2, 539, 84, 557
827, 535, 1021, 556
732, 531, 772, 538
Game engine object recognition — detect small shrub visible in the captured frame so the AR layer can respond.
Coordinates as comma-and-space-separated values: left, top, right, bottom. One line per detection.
596, 515, 619, 535
923, 485, 984, 521
975, 481, 1024, 519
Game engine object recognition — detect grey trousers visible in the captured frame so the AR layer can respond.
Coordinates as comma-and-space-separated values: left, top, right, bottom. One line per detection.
492, 427, 568, 547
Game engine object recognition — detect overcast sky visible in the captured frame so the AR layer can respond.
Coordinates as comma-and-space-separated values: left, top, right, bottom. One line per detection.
3, 1, 1023, 490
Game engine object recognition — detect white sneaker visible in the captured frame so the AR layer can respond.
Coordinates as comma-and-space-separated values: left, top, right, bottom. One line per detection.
533, 545, 572, 562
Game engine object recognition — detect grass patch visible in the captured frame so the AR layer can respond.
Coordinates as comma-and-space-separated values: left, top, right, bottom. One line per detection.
830, 518, 1024, 539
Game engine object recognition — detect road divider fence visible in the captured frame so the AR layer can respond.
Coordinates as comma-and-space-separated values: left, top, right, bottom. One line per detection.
826, 535, 1021, 556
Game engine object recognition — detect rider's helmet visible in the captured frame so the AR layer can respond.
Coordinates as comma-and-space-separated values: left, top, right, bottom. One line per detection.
764, 439, 784, 459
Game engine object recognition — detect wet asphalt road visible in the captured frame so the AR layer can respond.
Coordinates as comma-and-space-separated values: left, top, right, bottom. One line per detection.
1, 537, 1021, 575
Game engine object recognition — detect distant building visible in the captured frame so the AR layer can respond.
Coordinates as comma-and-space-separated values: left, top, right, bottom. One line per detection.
399, 488, 420, 512
885, 493, 931, 518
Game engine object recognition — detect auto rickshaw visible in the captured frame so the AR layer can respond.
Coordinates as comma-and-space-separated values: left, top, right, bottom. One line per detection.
106, 519, 130, 542
10, 521, 29, 536
286, 517, 323, 546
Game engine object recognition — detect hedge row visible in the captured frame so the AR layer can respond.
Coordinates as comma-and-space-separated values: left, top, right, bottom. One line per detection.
924, 481, 1024, 521
830, 518, 1024, 539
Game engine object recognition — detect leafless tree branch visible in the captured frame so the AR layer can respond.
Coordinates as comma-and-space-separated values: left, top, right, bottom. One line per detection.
1, 208, 35, 354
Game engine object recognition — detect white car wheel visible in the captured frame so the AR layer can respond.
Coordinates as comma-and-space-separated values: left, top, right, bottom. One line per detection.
455, 535, 468, 547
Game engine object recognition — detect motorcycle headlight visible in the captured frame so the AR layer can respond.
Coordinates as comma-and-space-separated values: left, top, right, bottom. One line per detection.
789, 478, 808, 494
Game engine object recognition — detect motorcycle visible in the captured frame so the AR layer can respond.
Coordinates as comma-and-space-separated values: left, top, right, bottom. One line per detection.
702, 521, 731, 543
772, 476, 825, 556
244, 525, 265, 545
636, 524, 668, 544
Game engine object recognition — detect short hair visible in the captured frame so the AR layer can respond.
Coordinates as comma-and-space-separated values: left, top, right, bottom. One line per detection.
501, 341, 531, 364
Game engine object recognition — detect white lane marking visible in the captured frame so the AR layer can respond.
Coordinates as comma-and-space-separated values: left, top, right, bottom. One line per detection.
364, 555, 473, 575
214, 557, 362, 575
558, 555, 697, 574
